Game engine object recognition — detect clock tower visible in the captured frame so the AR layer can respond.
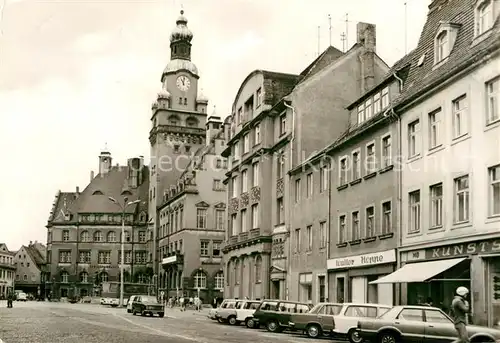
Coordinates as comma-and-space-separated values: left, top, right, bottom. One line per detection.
148, 9, 208, 272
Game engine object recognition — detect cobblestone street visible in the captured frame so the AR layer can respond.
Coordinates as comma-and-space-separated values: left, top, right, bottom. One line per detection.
0, 301, 340, 343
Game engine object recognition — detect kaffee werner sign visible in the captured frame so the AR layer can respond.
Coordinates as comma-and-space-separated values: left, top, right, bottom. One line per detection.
327, 249, 396, 270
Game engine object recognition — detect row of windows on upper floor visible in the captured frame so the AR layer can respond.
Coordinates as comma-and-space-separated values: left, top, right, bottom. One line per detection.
1, 270, 14, 280
406, 76, 499, 159
49, 230, 147, 244
0, 255, 13, 265
57, 250, 148, 264
77, 213, 140, 223
228, 203, 259, 237
226, 255, 263, 286
158, 207, 226, 238
407, 166, 500, 235
56, 270, 150, 284
231, 87, 263, 131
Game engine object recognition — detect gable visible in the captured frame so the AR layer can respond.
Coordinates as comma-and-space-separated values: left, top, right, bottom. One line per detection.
214, 202, 226, 209
195, 201, 209, 208
0, 243, 7, 252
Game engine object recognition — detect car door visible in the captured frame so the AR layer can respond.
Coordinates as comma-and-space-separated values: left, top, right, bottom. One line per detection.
423, 309, 457, 343
320, 305, 342, 331
335, 305, 377, 335
134, 296, 142, 312
394, 308, 426, 342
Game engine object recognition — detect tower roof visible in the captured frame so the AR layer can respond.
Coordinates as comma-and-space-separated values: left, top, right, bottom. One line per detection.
170, 10, 193, 43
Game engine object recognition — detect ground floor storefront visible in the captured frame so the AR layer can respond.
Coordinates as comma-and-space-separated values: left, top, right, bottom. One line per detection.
327, 249, 396, 306
375, 236, 500, 327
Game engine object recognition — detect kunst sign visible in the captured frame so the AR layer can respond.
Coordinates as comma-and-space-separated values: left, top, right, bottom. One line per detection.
425, 239, 500, 259
327, 249, 396, 270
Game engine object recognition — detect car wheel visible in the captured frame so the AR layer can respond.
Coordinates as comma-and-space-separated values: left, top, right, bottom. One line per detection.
228, 316, 238, 325
266, 320, 279, 332
348, 328, 363, 343
245, 318, 255, 329
306, 324, 322, 338
379, 332, 398, 343
158, 313, 164, 318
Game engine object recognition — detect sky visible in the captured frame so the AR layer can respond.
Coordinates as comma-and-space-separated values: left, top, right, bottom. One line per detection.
0, 0, 428, 251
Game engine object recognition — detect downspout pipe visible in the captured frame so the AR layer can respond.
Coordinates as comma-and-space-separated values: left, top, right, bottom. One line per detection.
283, 99, 295, 301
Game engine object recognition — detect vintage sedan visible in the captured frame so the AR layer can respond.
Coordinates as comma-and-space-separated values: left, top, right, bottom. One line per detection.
288, 302, 391, 341
131, 295, 164, 317
356, 305, 500, 343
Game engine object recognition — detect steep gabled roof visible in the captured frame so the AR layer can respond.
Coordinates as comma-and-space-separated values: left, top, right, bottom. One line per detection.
23, 245, 45, 267
395, 0, 500, 109
299, 45, 344, 81
51, 192, 78, 222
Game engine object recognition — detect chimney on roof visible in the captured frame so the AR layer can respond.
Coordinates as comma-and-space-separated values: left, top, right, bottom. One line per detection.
90, 170, 95, 182
76, 186, 80, 194
357, 22, 376, 92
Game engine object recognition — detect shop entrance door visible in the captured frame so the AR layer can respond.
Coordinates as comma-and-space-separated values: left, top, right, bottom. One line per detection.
272, 280, 280, 299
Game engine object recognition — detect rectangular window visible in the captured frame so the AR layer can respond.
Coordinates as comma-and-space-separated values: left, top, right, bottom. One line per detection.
234, 142, 240, 159
78, 251, 90, 263
352, 211, 360, 241
306, 225, 312, 251
478, 1, 493, 35
215, 209, 225, 230
352, 151, 361, 180
320, 221, 327, 248
252, 162, 259, 187
382, 201, 392, 234
241, 209, 247, 233
320, 166, 328, 192
295, 228, 301, 252
277, 197, 284, 224
381, 87, 389, 108
490, 165, 500, 216
63, 230, 69, 241
280, 114, 286, 135
409, 190, 421, 233
213, 179, 222, 191
243, 134, 250, 153
231, 176, 238, 198
256, 87, 262, 107
357, 104, 365, 124
254, 124, 261, 144
251, 204, 259, 229
241, 169, 248, 193
452, 95, 468, 138
339, 157, 348, 185
486, 77, 500, 125
366, 143, 376, 174
196, 209, 207, 228
373, 92, 381, 114
428, 108, 441, 149
59, 251, 71, 263
200, 241, 209, 256
138, 231, 146, 243
295, 179, 301, 203
230, 213, 238, 236
277, 153, 285, 179
408, 119, 420, 157
98, 251, 111, 264
454, 175, 470, 223
306, 173, 313, 197
366, 206, 375, 238
365, 98, 373, 120
339, 215, 346, 243
436, 31, 448, 63
430, 183, 443, 228
212, 241, 221, 256
237, 107, 242, 124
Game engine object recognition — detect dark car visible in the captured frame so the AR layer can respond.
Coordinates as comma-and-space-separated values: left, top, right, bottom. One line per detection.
252, 299, 312, 333
131, 295, 164, 317
356, 305, 500, 343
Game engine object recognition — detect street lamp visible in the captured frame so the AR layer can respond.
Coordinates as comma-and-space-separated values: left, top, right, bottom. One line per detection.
108, 196, 141, 307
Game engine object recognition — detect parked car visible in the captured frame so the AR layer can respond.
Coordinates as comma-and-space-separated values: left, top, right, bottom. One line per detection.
208, 299, 236, 320
356, 305, 500, 343
131, 295, 164, 317
127, 295, 139, 313
226, 300, 261, 326
288, 302, 391, 341
109, 298, 119, 307
252, 299, 312, 333
17, 292, 27, 302
214, 299, 238, 323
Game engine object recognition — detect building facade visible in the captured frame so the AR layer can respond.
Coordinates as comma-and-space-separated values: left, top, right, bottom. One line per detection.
148, 10, 209, 280
371, 0, 500, 327
13, 242, 47, 298
0, 243, 15, 297
157, 115, 227, 303
287, 22, 394, 304
46, 153, 150, 298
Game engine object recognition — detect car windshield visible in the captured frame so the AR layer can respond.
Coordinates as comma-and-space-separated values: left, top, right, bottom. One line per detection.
378, 306, 399, 319
141, 296, 158, 303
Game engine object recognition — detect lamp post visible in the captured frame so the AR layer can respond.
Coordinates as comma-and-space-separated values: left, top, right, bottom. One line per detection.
108, 196, 141, 307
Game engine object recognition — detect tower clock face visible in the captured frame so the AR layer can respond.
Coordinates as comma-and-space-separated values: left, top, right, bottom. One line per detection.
176, 75, 191, 92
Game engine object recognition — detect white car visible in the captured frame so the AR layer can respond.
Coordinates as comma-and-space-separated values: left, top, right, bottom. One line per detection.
17, 292, 27, 301
109, 298, 119, 307
234, 300, 261, 328
127, 295, 139, 313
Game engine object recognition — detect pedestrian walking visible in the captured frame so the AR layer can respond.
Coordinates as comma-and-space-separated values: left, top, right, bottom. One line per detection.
7, 291, 13, 308
451, 286, 470, 343
194, 297, 201, 311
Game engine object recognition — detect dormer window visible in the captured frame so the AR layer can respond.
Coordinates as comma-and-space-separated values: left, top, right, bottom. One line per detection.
476, 0, 494, 36
435, 31, 448, 63
433, 22, 460, 66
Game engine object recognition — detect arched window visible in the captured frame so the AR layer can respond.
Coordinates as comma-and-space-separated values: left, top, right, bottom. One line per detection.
61, 271, 69, 283
193, 270, 207, 288
234, 260, 240, 285
80, 272, 88, 283
255, 255, 262, 283
23, 274, 27, 281
100, 272, 108, 282
94, 231, 103, 242
214, 271, 224, 290
107, 231, 116, 242
80, 231, 90, 242
477, 0, 493, 35
435, 30, 448, 63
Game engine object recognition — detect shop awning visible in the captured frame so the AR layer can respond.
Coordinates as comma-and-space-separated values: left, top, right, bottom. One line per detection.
369, 257, 467, 284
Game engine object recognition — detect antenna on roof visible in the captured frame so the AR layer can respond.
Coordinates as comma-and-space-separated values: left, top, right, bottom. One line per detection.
328, 14, 332, 47
345, 13, 349, 49
404, 0, 408, 54
340, 32, 346, 53
317, 25, 320, 57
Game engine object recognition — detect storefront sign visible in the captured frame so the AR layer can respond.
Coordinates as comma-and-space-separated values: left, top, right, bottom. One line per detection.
424, 238, 500, 260
162, 256, 177, 264
327, 249, 396, 270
